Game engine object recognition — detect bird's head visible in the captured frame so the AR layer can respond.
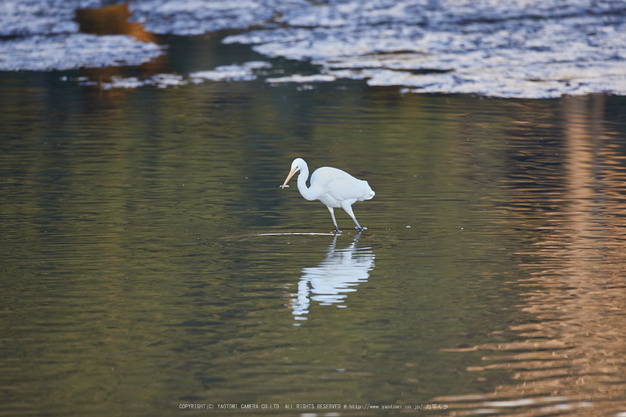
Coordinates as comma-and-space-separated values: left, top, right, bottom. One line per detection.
281, 158, 305, 189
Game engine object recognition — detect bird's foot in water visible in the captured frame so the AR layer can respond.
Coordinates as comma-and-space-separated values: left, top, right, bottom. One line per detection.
334, 227, 342, 234
355, 226, 367, 232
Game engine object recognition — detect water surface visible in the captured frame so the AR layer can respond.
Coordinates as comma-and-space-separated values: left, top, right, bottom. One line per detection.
3, 0, 625, 97
1, 37, 626, 416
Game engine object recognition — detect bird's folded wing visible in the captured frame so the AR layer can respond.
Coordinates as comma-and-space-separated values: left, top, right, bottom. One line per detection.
327, 179, 373, 201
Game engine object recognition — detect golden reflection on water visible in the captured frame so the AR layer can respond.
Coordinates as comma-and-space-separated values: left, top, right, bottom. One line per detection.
437, 95, 626, 416
75, 3, 167, 90
75, 4, 156, 43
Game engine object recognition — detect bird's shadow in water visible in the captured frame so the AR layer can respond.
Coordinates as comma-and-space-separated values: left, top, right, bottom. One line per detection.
289, 233, 375, 326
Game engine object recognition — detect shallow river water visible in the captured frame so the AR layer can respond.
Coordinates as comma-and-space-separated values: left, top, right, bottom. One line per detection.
2, 35, 626, 417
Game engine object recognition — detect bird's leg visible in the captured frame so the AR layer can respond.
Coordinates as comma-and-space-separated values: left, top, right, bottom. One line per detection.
327, 206, 341, 234
341, 202, 364, 232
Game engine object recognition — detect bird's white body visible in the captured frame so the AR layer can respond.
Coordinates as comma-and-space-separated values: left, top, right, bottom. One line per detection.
308, 166, 374, 207
281, 158, 374, 233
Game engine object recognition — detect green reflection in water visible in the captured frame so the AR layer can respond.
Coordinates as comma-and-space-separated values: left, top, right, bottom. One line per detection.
2, 41, 626, 416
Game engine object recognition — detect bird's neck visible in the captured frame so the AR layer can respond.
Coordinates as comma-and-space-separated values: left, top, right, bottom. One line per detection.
297, 166, 317, 201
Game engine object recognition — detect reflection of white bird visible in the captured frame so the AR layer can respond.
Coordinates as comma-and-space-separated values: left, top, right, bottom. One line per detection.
291, 234, 375, 324
281, 158, 375, 233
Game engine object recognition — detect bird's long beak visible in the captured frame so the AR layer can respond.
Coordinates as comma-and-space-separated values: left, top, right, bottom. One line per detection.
281, 167, 297, 189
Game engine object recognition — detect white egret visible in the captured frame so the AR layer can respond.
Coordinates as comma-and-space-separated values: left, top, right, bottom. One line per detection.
281, 158, 375, 233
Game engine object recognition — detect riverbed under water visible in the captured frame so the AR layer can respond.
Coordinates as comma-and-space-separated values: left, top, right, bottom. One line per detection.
1, 34, 626, 417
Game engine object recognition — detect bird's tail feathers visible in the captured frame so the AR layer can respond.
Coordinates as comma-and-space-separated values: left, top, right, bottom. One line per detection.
361, 181, 375, 200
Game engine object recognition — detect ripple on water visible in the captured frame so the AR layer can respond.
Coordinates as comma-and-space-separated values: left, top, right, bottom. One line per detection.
434, 96, 626, 416
1, 0, 625, 97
